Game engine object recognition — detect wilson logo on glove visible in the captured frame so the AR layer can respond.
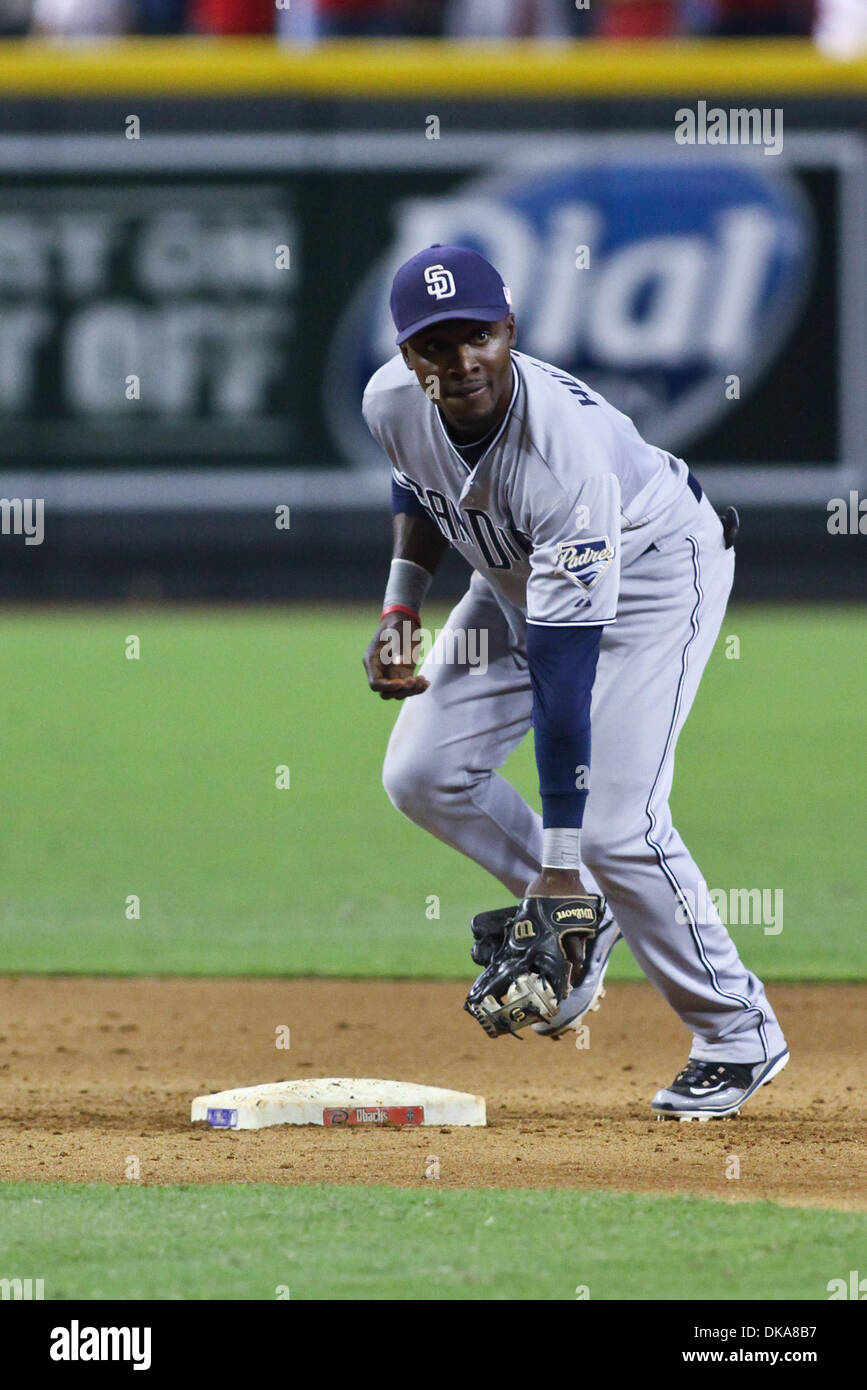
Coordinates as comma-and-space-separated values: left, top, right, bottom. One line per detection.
512, 918, 536, 940
552, 902, 598, 925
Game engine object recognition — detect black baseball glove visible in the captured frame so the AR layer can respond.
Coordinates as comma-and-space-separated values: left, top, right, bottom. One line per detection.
465, 893, 607, 1038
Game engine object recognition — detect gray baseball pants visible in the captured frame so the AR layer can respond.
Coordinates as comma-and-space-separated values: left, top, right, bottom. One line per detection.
382, 492, 787, 1064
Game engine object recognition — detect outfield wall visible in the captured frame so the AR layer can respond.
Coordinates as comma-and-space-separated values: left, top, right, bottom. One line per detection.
0, 40, 864, 598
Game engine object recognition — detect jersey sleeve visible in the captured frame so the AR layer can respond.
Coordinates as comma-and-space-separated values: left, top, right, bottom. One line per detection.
391, 468, 432, 519
362, 375, 429, 518
361, 380, 389, 455
525, 469, 622, 627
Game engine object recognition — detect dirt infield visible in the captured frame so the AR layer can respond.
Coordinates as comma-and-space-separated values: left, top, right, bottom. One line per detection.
0, 977, 863, 1209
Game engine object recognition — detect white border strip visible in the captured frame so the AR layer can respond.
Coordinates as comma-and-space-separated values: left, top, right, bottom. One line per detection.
0, 130, 864, 172
0, 468, 387, 510
0, 463, 851, 511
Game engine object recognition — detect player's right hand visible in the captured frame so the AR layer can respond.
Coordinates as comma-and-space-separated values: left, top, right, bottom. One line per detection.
363, 617, 430, 700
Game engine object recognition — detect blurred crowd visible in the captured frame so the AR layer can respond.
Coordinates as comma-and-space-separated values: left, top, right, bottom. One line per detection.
0, 0, 864, 54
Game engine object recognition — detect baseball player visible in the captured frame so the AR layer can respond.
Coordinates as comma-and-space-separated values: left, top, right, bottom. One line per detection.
362, 244, 788, 1120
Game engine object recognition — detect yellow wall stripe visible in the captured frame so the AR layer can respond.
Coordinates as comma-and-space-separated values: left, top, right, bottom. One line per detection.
0, 38, 865, 98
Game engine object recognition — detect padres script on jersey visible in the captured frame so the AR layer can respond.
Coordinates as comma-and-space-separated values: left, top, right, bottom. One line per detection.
362, 349, 694, 628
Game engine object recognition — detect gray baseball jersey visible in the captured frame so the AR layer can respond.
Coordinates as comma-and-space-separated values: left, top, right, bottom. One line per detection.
363, 348, 692, 630
366, 346, 787, 1069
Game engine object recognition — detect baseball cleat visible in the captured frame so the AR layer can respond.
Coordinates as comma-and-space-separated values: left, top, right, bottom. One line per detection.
532, 912, 621, 1039
651, 1049, 789, 1121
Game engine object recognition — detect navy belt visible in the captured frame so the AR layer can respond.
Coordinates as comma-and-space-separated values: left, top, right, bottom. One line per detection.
639, 469, 707, 557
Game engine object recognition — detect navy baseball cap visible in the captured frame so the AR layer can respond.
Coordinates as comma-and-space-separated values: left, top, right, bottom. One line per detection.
390, 244, 512, 345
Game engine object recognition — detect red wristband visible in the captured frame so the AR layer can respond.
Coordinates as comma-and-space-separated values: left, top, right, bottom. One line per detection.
381, 603, 420, 624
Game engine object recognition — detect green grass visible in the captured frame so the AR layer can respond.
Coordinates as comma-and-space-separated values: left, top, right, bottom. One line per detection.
1, 1181, 864, 1300
0, 604, 863, 978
